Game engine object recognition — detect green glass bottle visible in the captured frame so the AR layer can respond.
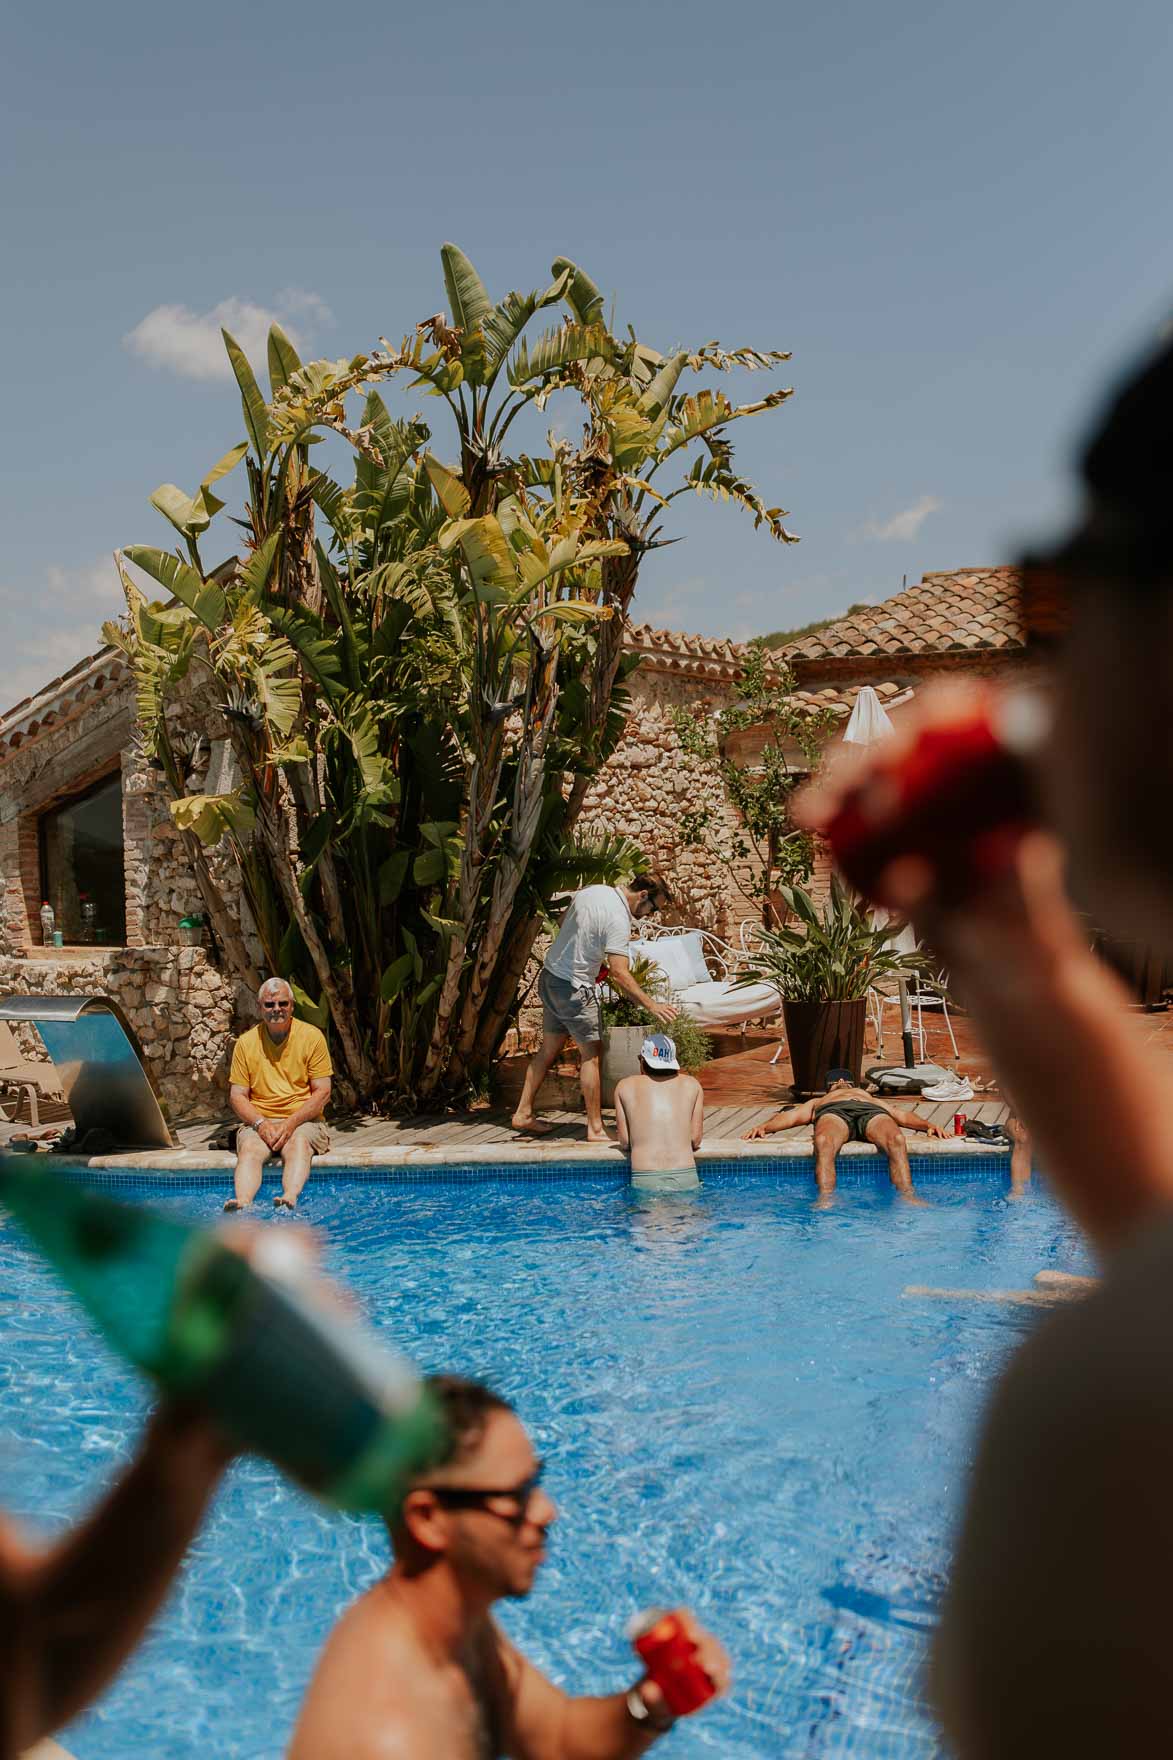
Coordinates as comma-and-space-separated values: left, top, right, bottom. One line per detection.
0, 1156, 443, 1514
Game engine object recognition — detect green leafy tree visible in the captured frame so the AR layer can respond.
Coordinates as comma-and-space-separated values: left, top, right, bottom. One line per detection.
731, 875, 927, 1001
108, 245, 798, 1107
672, 642, 834, 928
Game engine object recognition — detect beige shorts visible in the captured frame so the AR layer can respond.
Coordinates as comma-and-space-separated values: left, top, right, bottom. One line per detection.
236, 1119, 330, 1157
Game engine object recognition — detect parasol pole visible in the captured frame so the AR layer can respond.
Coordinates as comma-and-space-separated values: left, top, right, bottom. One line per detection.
898, 979, 916, 1069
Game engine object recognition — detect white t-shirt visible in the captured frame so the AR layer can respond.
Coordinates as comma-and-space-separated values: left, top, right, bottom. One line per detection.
544, 885, 633, 987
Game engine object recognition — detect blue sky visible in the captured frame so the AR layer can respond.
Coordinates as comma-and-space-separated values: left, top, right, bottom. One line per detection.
4, 0, 1173, 708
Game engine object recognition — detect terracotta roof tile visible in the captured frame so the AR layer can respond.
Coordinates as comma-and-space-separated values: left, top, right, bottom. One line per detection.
779, 569, 1024, 665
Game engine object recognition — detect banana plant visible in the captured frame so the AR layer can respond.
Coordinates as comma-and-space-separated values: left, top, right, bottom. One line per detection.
113, 245, 799, 1108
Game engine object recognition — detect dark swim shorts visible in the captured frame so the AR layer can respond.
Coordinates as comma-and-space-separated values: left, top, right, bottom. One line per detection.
814, 1098, 889, 1142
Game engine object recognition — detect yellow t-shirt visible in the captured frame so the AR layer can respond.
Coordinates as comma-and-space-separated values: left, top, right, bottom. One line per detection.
228, 1020, 333, 1119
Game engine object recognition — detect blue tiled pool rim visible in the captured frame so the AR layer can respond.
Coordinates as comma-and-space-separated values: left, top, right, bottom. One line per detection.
29, 1152, 1015, 1192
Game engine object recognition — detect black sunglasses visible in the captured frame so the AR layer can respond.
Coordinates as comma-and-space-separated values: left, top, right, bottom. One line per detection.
421, 1462, 545, 1524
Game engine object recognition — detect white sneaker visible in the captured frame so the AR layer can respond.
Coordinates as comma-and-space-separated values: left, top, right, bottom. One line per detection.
921, 1075, 974, 1102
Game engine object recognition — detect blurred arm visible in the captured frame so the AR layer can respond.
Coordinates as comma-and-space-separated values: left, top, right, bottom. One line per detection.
0, 1406, 230, 1754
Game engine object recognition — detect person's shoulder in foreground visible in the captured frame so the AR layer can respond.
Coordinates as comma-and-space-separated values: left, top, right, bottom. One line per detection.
933, 1211, 1173, 1754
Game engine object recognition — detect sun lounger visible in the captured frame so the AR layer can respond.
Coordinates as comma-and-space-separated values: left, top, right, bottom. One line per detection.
0, 1020, 68, 1128
628, 928, 783, 1031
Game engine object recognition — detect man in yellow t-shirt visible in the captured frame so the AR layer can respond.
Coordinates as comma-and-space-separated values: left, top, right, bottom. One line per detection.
225, 977, 333, 1211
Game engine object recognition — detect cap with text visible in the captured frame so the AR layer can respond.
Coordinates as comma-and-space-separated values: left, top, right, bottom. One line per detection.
640, 1034, 680, 1072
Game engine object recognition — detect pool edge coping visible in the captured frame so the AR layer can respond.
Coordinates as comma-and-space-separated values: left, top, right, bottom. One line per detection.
35, 1136, 1010, 1173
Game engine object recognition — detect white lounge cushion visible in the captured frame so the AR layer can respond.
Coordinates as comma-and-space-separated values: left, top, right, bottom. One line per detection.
674, 979, 782, 1027
629, 934, 708, 993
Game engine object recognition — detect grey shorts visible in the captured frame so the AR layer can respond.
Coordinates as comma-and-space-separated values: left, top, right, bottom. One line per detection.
539, 968, 603, 1048
236, 1119, 330, 1157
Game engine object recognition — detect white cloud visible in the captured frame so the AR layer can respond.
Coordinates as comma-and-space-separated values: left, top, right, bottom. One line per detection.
123, 289, 332, 382
0, 556, 160, 714
46, 557, 126, 604
863, 495, 942, 542
0, 628, 110, 716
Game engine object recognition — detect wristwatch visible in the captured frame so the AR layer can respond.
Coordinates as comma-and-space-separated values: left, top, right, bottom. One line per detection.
626, 1682, 675, 1734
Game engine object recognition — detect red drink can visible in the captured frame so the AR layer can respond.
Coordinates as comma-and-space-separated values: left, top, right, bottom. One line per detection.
630, 1609, 715, 1717
954, 1113, 967, 1136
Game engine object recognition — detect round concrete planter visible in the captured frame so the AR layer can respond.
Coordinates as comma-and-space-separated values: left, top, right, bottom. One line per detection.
602, 1025, 646, 1106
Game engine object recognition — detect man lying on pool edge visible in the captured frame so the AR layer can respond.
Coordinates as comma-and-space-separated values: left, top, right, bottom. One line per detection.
744, 1069, 947, 1205
290, 1374, 730, 1759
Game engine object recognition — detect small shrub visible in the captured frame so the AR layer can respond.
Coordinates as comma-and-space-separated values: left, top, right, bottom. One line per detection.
600, 955, 712, 1071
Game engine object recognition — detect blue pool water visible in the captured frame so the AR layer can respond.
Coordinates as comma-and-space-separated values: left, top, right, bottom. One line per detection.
0, 1162, 1089, 1758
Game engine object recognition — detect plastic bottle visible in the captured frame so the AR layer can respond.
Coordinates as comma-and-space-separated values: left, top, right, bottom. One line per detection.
629, 1609, 716, 1716
0, 1156, 442, 1513
39, 901, 54, 945
80, 894, 97, 942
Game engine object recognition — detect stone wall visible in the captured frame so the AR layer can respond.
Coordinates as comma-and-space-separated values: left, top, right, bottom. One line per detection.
579, 665, 761, 941
0, 946, 239, 1122
0, 610, 1027, 1114
0, 682, 133, 955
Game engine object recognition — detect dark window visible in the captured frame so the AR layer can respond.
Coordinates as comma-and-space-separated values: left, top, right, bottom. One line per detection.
39, 773, 126, 945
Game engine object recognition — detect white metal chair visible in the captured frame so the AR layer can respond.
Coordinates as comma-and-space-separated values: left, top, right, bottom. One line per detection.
868, 971, 959, 1062
627, 925, 783, 1030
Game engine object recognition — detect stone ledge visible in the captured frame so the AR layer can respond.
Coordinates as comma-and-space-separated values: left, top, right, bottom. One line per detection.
67, 1133, 1004, 1173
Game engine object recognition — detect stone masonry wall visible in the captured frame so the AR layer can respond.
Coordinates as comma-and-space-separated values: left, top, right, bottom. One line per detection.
579, 666, 763, 943
0, 947, 238, 1122
1, 621, 1027, 1105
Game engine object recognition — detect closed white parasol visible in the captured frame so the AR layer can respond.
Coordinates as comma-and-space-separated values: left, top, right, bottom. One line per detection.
841, 687, 918, 1064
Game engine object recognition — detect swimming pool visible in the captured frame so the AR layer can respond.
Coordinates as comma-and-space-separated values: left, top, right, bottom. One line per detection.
0, 1160, 1088, 1758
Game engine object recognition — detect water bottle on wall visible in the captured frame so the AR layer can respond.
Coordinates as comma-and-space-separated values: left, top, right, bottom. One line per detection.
39, 901, 54, 945
0, 1157, 444, 1514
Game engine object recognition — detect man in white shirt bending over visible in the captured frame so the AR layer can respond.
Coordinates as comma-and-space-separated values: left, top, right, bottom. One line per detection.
511, 873, 677, 1143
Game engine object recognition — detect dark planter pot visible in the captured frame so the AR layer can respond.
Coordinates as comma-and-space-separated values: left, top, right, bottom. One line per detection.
782, 997, 868, 1096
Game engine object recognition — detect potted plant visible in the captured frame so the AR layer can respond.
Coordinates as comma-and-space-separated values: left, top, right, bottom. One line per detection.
600, 955, 713, 1104
733, 875, 925, 1094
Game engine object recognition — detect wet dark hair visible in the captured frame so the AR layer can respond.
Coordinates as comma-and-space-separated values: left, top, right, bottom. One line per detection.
630, 871, 673, 907
423, 1374, 514, 1470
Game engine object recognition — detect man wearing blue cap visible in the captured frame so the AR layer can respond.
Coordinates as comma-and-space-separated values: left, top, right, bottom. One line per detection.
613, 1034, 705, 1190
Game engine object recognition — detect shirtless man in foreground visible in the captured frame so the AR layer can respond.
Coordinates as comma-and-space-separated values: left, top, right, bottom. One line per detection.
290, 1375, 729, 1759
744, 1069, 946, 1204
613, 1034, 705, 1189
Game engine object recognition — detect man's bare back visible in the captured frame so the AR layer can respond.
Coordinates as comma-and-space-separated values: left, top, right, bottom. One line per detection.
614, 1067, 704, 1175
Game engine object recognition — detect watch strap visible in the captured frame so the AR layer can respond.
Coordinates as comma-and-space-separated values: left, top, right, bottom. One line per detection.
626, 1683, 675, 1733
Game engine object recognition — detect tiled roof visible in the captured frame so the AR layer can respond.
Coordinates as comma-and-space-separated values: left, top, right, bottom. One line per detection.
624, 621, 747, 680
0, 646, 129, 761
790, 681, 914, 719
780, 567, 1023, 663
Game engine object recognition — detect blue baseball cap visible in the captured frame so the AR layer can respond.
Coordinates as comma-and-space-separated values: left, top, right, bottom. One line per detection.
640, 1034, 680, 1071
825, 1067, 855, 1086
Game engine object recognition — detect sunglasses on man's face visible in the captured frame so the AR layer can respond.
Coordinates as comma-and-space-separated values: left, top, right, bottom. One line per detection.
262, 1001, 293, 1013
422, 1462, 546, 1525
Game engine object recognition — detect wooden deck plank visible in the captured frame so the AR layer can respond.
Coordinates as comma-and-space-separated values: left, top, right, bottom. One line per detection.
705, 1105, 768, 1138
